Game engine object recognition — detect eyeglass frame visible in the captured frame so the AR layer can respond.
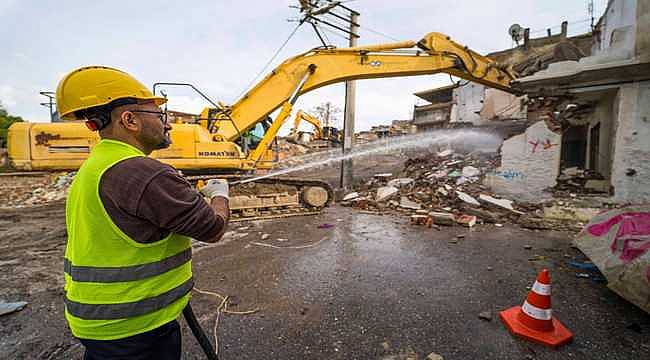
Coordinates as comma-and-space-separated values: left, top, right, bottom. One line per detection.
129, 109, 168, 125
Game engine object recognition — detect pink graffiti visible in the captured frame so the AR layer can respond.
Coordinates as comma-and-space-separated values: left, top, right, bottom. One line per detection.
588, 212, 650, 263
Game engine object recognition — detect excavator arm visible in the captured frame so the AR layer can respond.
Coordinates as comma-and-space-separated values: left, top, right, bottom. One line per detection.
207, 32, 517, 146
290, 110, 323, 140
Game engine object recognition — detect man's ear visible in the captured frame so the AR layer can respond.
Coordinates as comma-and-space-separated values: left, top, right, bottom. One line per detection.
120, 110, 139, 132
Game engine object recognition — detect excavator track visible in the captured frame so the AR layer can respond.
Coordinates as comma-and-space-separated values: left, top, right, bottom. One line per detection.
184, 175, 334, 222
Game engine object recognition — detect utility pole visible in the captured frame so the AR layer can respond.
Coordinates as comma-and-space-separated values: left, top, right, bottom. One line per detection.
39, 91, 57, 122
341, 10, 359, 189
587, 0, 595, 31
295, 1, 360, 189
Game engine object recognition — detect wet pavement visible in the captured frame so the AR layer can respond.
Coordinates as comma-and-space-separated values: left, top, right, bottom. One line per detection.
1, 203, 649, 359
185, 206, 650, 359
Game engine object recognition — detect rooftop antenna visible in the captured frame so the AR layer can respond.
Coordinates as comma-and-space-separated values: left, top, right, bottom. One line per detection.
508, 23, 524, 46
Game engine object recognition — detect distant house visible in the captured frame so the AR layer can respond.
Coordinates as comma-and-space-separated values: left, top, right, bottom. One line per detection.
411, 85, 456, 131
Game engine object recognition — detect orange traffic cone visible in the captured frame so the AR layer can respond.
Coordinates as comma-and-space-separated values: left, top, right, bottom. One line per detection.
500, 269, 573, 348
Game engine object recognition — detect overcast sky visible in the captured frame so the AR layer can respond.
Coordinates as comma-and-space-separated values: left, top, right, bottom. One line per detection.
1, 0, 607, 133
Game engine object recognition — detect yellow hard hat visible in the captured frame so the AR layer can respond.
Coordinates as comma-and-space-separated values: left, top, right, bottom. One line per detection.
56, 65, 166, 120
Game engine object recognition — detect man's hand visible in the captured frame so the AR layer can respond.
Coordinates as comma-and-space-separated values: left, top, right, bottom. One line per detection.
200, 179, 229, 200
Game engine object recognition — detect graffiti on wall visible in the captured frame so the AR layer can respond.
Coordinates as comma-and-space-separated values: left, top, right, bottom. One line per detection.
494, 169, 526, 181
528, 138, 559, 153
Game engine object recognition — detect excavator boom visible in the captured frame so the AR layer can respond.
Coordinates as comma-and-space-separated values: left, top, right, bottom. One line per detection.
210, 32, 517, 142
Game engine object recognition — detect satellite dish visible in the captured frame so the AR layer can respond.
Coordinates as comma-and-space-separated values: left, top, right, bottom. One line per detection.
508, 24, 524, 43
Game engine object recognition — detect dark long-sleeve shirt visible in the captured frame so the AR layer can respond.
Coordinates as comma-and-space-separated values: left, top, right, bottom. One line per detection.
99, 157, 224, 243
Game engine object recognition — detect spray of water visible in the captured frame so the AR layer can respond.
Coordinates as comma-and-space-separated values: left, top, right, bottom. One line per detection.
236, 128, 502, 184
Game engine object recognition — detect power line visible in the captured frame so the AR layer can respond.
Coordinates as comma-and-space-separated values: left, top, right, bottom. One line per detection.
234, 23, 303, 101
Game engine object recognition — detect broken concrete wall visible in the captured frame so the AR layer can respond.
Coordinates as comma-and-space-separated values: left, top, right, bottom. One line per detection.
611, 81, 650, 203
479, 89, 526, 121
591, 0, 638, 60
449, 83, 485, 125
485, 121, 561, 201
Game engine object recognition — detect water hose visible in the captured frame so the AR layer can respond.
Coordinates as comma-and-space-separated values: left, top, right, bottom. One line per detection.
183, 303, 218, 360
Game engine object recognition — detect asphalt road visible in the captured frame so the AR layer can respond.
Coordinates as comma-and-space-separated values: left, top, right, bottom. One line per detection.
184, 206, 650, 360
1, 204, 649, 359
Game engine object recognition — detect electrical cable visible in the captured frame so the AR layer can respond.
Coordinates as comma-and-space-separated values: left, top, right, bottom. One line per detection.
234, 23, 303, 101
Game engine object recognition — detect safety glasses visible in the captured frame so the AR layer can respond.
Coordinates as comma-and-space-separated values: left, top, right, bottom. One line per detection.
131, 110, 168, 125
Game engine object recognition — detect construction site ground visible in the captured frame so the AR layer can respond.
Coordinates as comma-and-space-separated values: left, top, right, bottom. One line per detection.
1, 156, 649, 359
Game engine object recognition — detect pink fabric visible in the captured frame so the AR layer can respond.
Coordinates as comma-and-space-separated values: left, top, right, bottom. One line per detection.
587, 212, 650, 263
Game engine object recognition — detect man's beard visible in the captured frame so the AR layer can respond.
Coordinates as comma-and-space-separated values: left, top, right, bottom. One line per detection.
154, 133, 172, 150
139, 123, 172, 152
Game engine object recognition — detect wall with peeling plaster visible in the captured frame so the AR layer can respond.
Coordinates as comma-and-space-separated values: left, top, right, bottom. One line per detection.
484, 121, 561, 201
449, 83, 485, 125
593, 0, 638, 57
611, 81, 650, 203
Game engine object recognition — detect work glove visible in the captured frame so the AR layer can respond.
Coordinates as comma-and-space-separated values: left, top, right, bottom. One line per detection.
200, 179, 229, 200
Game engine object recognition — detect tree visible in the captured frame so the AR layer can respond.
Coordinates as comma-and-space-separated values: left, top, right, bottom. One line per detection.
311, 102, 341, 128
0, 102, 23, 147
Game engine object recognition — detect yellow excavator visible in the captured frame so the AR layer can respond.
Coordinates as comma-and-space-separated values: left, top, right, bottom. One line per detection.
8, 32, 517, 220
288, 110, 341, 146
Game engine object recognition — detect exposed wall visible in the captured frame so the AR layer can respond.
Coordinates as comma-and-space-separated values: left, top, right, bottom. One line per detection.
480, 89, 526, 121
449, 83, 485, 125
592, 0, 637, 57
484, 121, 561, 201
611, 81, 650, 203
637, 0, 650, 62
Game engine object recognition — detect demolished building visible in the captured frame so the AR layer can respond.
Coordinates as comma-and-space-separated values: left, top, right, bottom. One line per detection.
417, 0, 650, 205
508, 0, 650, 204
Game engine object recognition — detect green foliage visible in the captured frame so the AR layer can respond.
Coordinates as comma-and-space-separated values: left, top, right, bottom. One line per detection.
0, 102, 23, 147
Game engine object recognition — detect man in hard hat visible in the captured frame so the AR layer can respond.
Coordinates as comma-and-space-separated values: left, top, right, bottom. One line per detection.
57, 66, 229, 359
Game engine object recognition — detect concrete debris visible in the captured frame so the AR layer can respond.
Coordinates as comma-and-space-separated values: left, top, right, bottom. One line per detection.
0, 301, 28, 316
429, 212, 455, 226
478, 194, 520, 213
0, 172, 75, 208
340, 150, 557, 229
552, 166, 609, 196
456, 191, 479, 206
426, 353, 444, 360
376, 186, 399, 202
387, 178, 414, 188
584, 180, 609, 193
543, 205, 600, 222
261, 234, 270, 240
399, 197, 422, 210
343, 192, 360, 201
461, 166, 480, 177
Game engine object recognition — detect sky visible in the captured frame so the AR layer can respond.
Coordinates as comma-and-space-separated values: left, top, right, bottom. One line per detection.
1, 0, 607, 134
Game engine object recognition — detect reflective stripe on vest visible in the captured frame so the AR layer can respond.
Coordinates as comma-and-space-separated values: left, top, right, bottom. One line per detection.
64, 248, 192, 283
65, 277, 194, 320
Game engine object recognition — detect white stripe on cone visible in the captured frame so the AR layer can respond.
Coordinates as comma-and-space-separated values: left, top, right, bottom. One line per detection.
522, 300, 552, 320
531, 281, 551, 296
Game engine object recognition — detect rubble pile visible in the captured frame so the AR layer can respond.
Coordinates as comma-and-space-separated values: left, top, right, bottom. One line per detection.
550, 167, 609, 196
0, 172, 74, 208
341, 150, 552, 229
275, 138, 312, 162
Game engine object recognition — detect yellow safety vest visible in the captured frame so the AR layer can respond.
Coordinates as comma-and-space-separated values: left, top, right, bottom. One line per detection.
64, 139, 192, 340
